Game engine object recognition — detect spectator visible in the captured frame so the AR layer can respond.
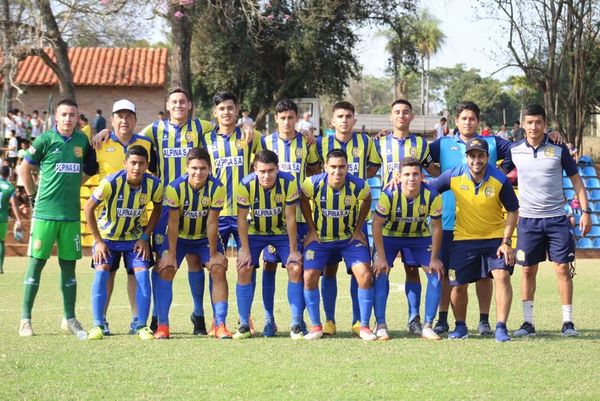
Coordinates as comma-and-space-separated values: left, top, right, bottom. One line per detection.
297, 112, 316, 135
481, 124, 492, 137
571, 195, 581, 215
79, 114, 92, 143
434, 117, 448, 139
496, 124, 512, 141
6, 130, 18, 169
566, 142, 579, 163
14, 109, 26, 140
92, 109, 107, 134
30, 110, 43, 139
3, 110, 15, 139
512, 120, 525, 142
236, 110, 254, 127
157, 111, 167, 122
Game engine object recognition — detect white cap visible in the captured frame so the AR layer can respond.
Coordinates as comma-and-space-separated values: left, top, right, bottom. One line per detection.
112, 99, 136, 114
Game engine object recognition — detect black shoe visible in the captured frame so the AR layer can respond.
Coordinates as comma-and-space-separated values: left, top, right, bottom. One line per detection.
150, 316, 158, 332
433, 319, 449, 335
191, 314, 207, 335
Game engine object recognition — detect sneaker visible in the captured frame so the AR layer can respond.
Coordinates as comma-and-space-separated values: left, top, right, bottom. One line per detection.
62, 318, 87, 340
495, 323, 512, 342
137, 326, 154, 341
323, 320, 336, 336
351, 321, 361, 337
300, 320, 309, 336
304, 325, 323, 340
290, 324, 304, 340
513, 321, 536, 337
191, 314, 207, 335
87, 326, 104, 341
149, 316, 158, 332
207, 319, 216, 336
448, 324, 468, 340
359, 326, 377, 341
18, 319, 34, 337
422, 324, 441, 340
214, 323, 233, 339
263, 319, 278, 337
375, 324, 390, 341
102, 321, 111, 336
561, 321, 580, 337
433, 319, 449, 335
129, 318, 139, 335
154, 324, 170, 340
233, 324, 252, 340
407, 316, 423, 336
478, 320, 493, 336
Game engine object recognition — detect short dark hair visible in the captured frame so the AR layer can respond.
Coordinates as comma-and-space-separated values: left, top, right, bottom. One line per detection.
275, 98, 298, 115
254, 149, 279, 165
391, 99, 413, 111
523, 104, 546, 121
126, 145, 149, 161
332, 101, 355, 115
187, 147, 211, 167
0, 166, 9, 178
168, 87, 191, 102
96, 109, 102, 114
399, 157, 421, 172
440, 117, 447, 123
213, 91, 238, 107
514, 121, 520, 126
326, 148, 348, 162
455, 101, 480, 120
57, 99, 78, 109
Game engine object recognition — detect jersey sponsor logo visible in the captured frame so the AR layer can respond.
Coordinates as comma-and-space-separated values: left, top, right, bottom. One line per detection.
395, 216, 426, 223
183, 209, 208, 219
106, 147, 116, 152
215, 156, 244, 168
163, 147, 191, 158
322, 209, 350, 218
73, 146, 83, 158
450, 146, 459, 151
376, 203, 387, 214
117, 208, 143, 218
460, 184, 469, 191
254, 207, 283, 217
387, 162, 400, 172
279, 162, 301, 173
55, 163, 80, 173
348, 163, 359, 174
484, 186, 495, 197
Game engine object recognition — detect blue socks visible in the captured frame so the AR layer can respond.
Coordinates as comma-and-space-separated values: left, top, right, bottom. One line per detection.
304, 288, 321, 327
357, 287, 374, 327
262, 270, 276, 321
134, 269, 151, 328
91, 270, 109, 327
350, 274, 360, 323
424, 272, 442, 325
236, 283, 254, 326
373, 274, 390, 325
405, 281, 422, 322
188, 271, 205, 317
155, 277, 173, 325
214, 301, 228, 326
288, 281, 303, 326
151, 269, 159, 319
321, 276, 337, 322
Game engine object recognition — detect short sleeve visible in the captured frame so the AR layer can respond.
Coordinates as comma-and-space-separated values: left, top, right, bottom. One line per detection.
152, 181, 164, 204
24, 135, 45, 165
429, 138, 441, 163
164, 185, 180, 209
91, 178, 111, 203
357, 182, 371, 201
375, 192, 392, 219
429, 193, 442, 219
561, 144, 578, 177
83, 148, 99, 176
237, 182, 251, 208
367, 139, 382, 166
139, 123, 156, 146
302, 177, 315, 198
420, 141, 433, 167
499, 180, 519, 212
285, 178, 300, 205
211, 183, 226, 210
306, 143, 319, 165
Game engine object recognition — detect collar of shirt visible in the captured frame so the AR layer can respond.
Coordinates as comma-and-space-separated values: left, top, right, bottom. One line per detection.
452, 132, 482, 144
110, 131, 138, 147
524, 134, 549, 150
52, 127, 73, 142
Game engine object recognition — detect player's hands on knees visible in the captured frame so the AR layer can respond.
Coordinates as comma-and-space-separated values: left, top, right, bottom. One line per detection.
93, 241, 111, 265
236, 247, 252, 271
351, 229, 367, 246
426, 258, 444, 280
207, 253, 227, 272
372, 255, 389, 278
580, 212, 592, 236
158, 251, 177, 272
497, 243, 515, 266
303, 230, 320, 248
134, 239, 150, 260
286, 250, 303, 268
92, 128, 111, 150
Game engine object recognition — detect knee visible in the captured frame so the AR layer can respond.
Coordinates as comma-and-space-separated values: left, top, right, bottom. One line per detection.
210, 266, 226, 282
288, 265, 303, 283
159, 267, 176, 281
352, 266, 373, 287
453, 284, 468, 295
522, 267, 536, 279
237, 268, 253, 285
304, 270, 320, 288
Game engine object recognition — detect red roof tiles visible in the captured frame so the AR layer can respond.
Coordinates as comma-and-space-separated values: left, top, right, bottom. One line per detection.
6, 47, 168, 87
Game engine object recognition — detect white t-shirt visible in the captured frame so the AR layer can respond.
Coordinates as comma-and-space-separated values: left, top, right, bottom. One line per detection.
8, 137, 18, 158
297, 119, 314, 132
434, 122, 446, 139
3, 116, 15, 136
31, 117, 42, 137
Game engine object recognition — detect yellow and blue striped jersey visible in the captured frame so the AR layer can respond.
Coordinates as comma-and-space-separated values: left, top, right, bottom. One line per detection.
237, 171, 300, 235
428, 164, 519, 241
374, 134, 432, 185
91, 170, 163, 241
89, 132, 157, 180
201, 126, 260, 217
140, 118, 214, 187
164, 174, 226, 240
302, 172, 370, 242
315, 133, 381, 180
375, 184, 442, 237
256, 132, 319, 223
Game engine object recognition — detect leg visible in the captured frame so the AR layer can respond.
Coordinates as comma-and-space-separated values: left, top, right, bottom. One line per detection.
236, 266, 255, 327
103, 271, 116, 325
351, 263, 374, 327
210, 260, 230, 331
21, 257, 46, 319
321, 263, 338, 323
187, 254, 206, 317
286, 261, 304, 328
133, 267, 151, 328
448, 283, 469, 339
58, 258, 77, 320
91, 265, 111, 327
303, 269, 322, 328
263, 260, 278, 323
155, 264, 177, 338
127, 273, 138, 322
491, 269, 513, 342
476, 277, 493, 335
404, 265, 422, 322
434, 277, 451, 334
0, 240, 5, 273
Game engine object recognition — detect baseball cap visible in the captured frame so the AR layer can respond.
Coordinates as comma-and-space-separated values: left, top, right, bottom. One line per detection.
112, 99, 136, 114
465, 138, 489, 154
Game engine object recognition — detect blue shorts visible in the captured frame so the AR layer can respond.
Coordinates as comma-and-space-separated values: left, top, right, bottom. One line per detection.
219, 216, 240, 249
249, 234, 294, 267
304, 239, 371, 273
379, 236, 431, 268
447, 239, 513, 286
440, 230, 454, 269
516, 216, 575, 266
325, 225, 370, 272
164, 237, 225, 268
152, 205, 169, 253
263, 223, 307, 264
91, 239, 151, 273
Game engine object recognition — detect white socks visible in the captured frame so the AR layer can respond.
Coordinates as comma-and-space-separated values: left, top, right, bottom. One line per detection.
523, 300, 534, 324
562, 304, 573, 323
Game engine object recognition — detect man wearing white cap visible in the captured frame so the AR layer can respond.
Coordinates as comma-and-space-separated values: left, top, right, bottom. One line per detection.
83, 99, 157, 335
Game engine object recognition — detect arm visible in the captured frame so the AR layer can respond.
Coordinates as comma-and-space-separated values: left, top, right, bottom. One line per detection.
84, 197, 110, 265
351, 192, 372, 245
367, 165, 380, 178
427, 218, 444, 279
285, 204, 302, 266
424, 163, 441, 177
570, 174, 592, 236
236, 205, 252, 270
206, 209, 227, 270
91, 129, 111, 150
371, 214, 389, 278
497, 210, 518, 266
19, 160, 38, 206
159, 207, 180, 269
300, 192, 319, 247
9, 196, 21, 226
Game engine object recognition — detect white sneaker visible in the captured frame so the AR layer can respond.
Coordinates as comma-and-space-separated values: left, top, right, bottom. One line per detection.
375, 325, 390, 341
304, 327, 323, 340
62, 318, 87, 340
359, 327, 377, 341
422, 325, 441, 340
19, 319, 34, 337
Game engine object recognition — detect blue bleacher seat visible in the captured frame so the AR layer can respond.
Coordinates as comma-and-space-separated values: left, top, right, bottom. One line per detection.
574, 226, 582, 237
562, 169, 567, 177
562, 177, 573, 188
368, 176, 382, 188
577, 167, 584, 176
589, 226, 600, 237
595, 202, 600, 212
591, 214, 599, 225
582, 166, 597, 177
586, 178, 600, 189
564, 189, 576, 200
574, 214, 581, 224
578, 237, 593, 249
227, 237, 237, 249
579, 155, 593, 165
593, 238, 600, 248
590, 190, 600, 200
371, 188, 382, 200
564, 204, 573, 215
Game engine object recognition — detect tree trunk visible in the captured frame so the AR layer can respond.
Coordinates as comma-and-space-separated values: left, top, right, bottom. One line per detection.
425, 55, 430, 115
420, 56, 425, 115
169, 12, 192, 94
1, 0, 13, 114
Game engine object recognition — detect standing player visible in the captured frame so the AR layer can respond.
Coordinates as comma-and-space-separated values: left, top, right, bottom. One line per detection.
374, 99, 439, 336
504, 105, 591, 337
18, 99, 93, 338
429, 139, 519, 342
157, 147, 230, 339
84, 146, 162, 340
235, 150, 303, 339
300, 149, 376, 340
0, 165, 22, 274
314, 101, 381, 336
371, 158, 443, 340
257, 98, 319, 336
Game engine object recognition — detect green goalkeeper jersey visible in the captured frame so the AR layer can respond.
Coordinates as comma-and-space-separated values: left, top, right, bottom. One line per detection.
0, 178, 15, 223
23, 128, 92, 221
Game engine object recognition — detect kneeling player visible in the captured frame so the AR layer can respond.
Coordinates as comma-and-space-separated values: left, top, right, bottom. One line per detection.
157, 147, 229, 339
300, 149, 376, 341
371, 158, 443, 340
85, 145, 163, 340
235, 150, 303, 339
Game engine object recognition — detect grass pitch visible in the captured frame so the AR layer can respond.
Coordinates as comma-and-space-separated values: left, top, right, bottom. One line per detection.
1, 257, 599, 400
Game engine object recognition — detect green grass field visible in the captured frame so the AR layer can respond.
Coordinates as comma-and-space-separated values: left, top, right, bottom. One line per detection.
1, 256, 600, 400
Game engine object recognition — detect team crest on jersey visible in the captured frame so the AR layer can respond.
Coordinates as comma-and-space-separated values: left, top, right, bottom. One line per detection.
543, 147, 555, 157
155, 234, 164, 245
73, 146, 83, 158
305, 250, 315, 261
201, 197, 210, 207
186, 132, 193, 142
409, 147, 417, 157
235, 140, 244, 150
418, 205, 427, 216
352, 148, 361, 157
448, 268, 456, 282
344, 196, 354, 206
274, 194, 283, 203
484, 186, 495, 197
139, 194, 147, 205
267, 245, 276, 254
29, 146, 36, 154
516, 249, 525, 263
460, 184, 469, 191
106, 147, 115, 152
295, 148, 304, 158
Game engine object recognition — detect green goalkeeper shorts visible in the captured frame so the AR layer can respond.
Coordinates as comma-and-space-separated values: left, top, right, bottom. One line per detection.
27, 219, 82, 261
0, 222, 7, 241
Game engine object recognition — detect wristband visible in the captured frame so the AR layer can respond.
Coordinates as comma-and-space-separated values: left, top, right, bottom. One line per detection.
140, 233, 150, 242
28, 193, 36, 209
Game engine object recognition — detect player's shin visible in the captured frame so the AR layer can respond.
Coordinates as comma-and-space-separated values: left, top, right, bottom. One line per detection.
424, 271, 442, 325
59, 259, 77, 319
373, 274, 389, 325
134, 269, 151, 328
91, 269, 110, 326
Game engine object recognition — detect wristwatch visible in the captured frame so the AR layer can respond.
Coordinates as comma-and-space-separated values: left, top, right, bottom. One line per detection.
502, 238, 512, 246
582, 208, 592, 214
